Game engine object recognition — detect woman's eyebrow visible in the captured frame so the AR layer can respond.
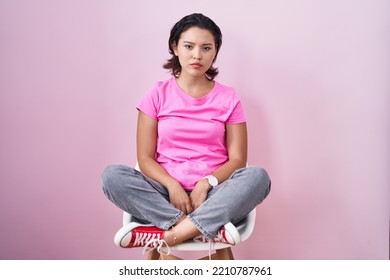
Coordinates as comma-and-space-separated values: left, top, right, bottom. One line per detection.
183, 41, 213, 46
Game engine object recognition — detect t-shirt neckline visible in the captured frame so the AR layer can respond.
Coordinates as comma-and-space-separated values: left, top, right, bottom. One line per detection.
172, 77, 218, 104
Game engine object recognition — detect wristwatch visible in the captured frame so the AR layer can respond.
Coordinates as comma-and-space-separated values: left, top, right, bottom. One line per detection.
204, 175, 218, 187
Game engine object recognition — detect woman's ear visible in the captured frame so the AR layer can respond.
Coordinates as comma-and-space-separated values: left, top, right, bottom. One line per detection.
172, 43, 178, 56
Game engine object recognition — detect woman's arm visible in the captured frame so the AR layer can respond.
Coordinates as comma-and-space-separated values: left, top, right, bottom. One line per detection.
136, 111, 193, 214
213, 122, 248, 181
190, 122, 247, 209
136, 110, 171, 185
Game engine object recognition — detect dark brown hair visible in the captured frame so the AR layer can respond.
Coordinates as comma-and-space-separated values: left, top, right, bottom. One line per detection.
163, 13, 223, 80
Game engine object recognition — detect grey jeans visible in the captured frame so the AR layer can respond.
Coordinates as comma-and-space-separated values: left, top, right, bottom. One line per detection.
102, 164, 271, 239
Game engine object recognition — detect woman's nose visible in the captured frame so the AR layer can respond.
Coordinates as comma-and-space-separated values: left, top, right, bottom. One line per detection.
192, 48, 202, 60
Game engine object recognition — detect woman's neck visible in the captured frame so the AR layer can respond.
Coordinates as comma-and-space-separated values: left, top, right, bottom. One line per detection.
176, 74, 214, 98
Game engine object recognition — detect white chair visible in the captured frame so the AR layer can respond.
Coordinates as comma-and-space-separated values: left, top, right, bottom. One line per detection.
115, 208, 256, 260
113, 163, 257, 260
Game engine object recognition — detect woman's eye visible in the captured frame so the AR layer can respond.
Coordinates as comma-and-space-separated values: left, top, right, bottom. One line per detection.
185, 45, 193, 49
204, 47, 211, 51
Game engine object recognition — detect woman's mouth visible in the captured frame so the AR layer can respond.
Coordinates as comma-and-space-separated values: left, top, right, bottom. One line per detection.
191, 63, 202, 68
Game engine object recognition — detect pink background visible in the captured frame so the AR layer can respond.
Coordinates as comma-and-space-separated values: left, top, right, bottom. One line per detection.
0, 0, 389, 259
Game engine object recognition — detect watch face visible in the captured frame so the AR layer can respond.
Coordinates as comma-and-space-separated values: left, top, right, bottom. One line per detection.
209, 176, 218, 186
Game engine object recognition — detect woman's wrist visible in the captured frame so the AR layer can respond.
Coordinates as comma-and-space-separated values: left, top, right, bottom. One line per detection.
197, 178, 212, 191
164, 178, 182, 191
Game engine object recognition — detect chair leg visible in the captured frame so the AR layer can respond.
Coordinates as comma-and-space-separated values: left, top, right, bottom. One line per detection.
159, 254, 183, 260
198, 253, 218, 260
146, 249, 183, 260
215, 247, 234, 260
148, 248, 233, 260
146, 249, 160, 260
199, 247, 234, 260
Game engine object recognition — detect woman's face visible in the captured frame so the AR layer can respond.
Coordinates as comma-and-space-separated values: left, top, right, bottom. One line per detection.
173, 27, 217, 79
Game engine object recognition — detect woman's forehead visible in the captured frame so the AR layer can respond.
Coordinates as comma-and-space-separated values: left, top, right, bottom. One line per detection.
179, 27, 215, 44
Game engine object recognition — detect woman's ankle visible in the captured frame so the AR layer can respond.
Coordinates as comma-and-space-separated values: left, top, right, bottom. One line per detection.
163, 230, 177, 246
174, 215, 186, 226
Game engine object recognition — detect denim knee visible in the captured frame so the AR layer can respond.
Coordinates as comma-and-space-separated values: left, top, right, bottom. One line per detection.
102, 164, 117, 189
246, 166, 271, 200
101, 164, 129, 194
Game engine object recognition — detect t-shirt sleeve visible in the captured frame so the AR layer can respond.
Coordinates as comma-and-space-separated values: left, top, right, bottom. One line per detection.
136, 85, 159, 119
226, 92, 247, 124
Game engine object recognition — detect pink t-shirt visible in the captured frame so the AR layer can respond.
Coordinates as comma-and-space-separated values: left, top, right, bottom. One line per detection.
137, 77, 246, 190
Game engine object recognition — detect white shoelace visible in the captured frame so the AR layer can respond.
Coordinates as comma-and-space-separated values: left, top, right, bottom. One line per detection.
193, 235, 216, 260
193, 230, 227, 244
210, 230, 226, 243
133, 231, 162, 247
193, 229, 233, 260
142, 239, 171, 259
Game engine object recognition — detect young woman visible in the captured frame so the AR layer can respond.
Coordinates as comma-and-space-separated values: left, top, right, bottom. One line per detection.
102, 13, 271, 254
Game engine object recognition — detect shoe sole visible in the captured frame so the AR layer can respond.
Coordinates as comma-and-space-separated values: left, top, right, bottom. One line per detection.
223, 222, 241, 245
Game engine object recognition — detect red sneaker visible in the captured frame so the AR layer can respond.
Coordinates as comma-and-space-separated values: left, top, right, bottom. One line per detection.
115, 222, 165, 248
194, 222, 241, 245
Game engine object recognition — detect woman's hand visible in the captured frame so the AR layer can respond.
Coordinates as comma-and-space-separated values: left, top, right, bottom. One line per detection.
190, 179, 212, 210
166, 181, 193, 215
